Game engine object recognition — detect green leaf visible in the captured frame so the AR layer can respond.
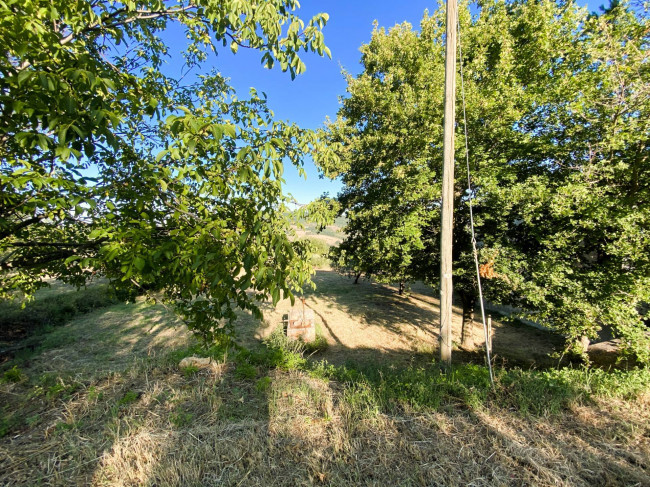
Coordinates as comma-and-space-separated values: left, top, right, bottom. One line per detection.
156, 149, 169, 162
0, 0, 334, 350
133, 257, 146, 271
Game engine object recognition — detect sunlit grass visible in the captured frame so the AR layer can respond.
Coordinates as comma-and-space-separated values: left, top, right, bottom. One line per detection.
0, 281, 648, 486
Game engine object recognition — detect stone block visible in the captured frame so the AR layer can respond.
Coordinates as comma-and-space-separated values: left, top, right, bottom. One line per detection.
286, 308, 315, 343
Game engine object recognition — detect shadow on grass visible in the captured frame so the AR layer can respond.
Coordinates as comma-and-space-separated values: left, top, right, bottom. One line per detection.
300, 270, 573, 369
1, 309, 648, 485
144, 338, 650, 485
305, 271, 439, 343
1, 278, 648, 485
0, 282, 120, 362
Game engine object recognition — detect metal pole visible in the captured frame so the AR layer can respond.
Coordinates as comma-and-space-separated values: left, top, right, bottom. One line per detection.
487, 315, 492, 354
440, 0, 457, 366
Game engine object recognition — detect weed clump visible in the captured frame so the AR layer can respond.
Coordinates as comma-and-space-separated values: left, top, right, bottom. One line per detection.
181, 365, 200, 377
118, 391, 139, 406
234, 361, 257, 380
255, 376, 272, 392
304, 333, 329, 355
2, 366, 24, 383
170, 411, 194, 428
260, 328, 308, 370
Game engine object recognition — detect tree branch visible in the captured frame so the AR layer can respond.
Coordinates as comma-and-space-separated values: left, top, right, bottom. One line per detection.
0, 216, 43, 241
7, 239, 107, 248
17, 5, 197, 71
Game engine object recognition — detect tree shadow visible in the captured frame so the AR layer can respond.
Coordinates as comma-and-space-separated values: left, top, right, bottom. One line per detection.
298, 270, 566, 369
305, 270, 438, 337
90, 362, 272, 485
135, 349, 649, 486
3, 291, 647, 485
463, 397, 650, 486
0, 296, 196, 484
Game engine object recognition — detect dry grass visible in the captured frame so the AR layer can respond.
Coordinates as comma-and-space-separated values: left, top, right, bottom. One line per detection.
0, 281, 648, 486
4, 362, 647, 486
240, 270, 565, 368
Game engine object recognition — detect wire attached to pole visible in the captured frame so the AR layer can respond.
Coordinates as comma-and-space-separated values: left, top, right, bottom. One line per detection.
457, 16, 495, 387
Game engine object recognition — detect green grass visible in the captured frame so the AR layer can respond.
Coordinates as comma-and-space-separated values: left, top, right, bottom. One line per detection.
234, 361, 258, 380
1, 366, 23, 383
119, 390, 140, 406
181, 365, 200, 377
304, 332, 329, 355
169, 411, 194, 428
9, 279, 641, 424
158, 315, 650, 420
0, 282, 119, 352
256, 376, 272, 392
239, 330, 650, 417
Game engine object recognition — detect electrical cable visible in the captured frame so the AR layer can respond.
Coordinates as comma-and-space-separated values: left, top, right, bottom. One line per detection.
457, 16, 495, 387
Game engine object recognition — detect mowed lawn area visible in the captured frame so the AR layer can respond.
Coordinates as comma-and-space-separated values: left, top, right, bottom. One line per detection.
1, 274, 649, 486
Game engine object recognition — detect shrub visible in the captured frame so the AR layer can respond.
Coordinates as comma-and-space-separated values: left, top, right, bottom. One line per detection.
261, 328, 307, 370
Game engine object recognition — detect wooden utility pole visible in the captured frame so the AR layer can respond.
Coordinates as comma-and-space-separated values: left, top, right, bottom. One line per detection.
440, 0, 457, 366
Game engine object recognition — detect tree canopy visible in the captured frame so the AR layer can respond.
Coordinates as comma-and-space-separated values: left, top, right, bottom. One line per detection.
0, 0, 336, 341
324, 20, 442, 291
322, 0, 649, 362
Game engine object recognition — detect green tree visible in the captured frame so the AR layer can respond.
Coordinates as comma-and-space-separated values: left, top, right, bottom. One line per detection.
324, 12, 481, 344
476, 0, 650, 362
324, 20, 442, 295
0, 0, 335, 341
323, 0, 649, 363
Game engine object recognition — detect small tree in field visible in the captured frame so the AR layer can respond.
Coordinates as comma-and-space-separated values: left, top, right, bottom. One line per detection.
0, 0, 337, 341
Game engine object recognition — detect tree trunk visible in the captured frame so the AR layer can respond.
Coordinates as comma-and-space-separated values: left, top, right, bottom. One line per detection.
460, 291, 475, 350
354, 272, 361, 284
399, 281, 405, 295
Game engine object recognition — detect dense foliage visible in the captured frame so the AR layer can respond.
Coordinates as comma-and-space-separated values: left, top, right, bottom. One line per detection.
0, 0, 336, 341
325, 19, 442, 291
323, 0, 649, 362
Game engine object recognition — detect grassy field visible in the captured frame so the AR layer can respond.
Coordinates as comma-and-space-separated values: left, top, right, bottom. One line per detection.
1, 276, 649, 486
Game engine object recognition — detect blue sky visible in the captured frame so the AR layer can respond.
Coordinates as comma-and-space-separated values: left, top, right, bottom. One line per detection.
203, 1, 440, 204
168, 0, 603, 204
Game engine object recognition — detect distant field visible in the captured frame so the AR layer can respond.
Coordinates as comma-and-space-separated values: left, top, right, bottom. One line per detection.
293, 215, 347, 247
1, 277, 648, 486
